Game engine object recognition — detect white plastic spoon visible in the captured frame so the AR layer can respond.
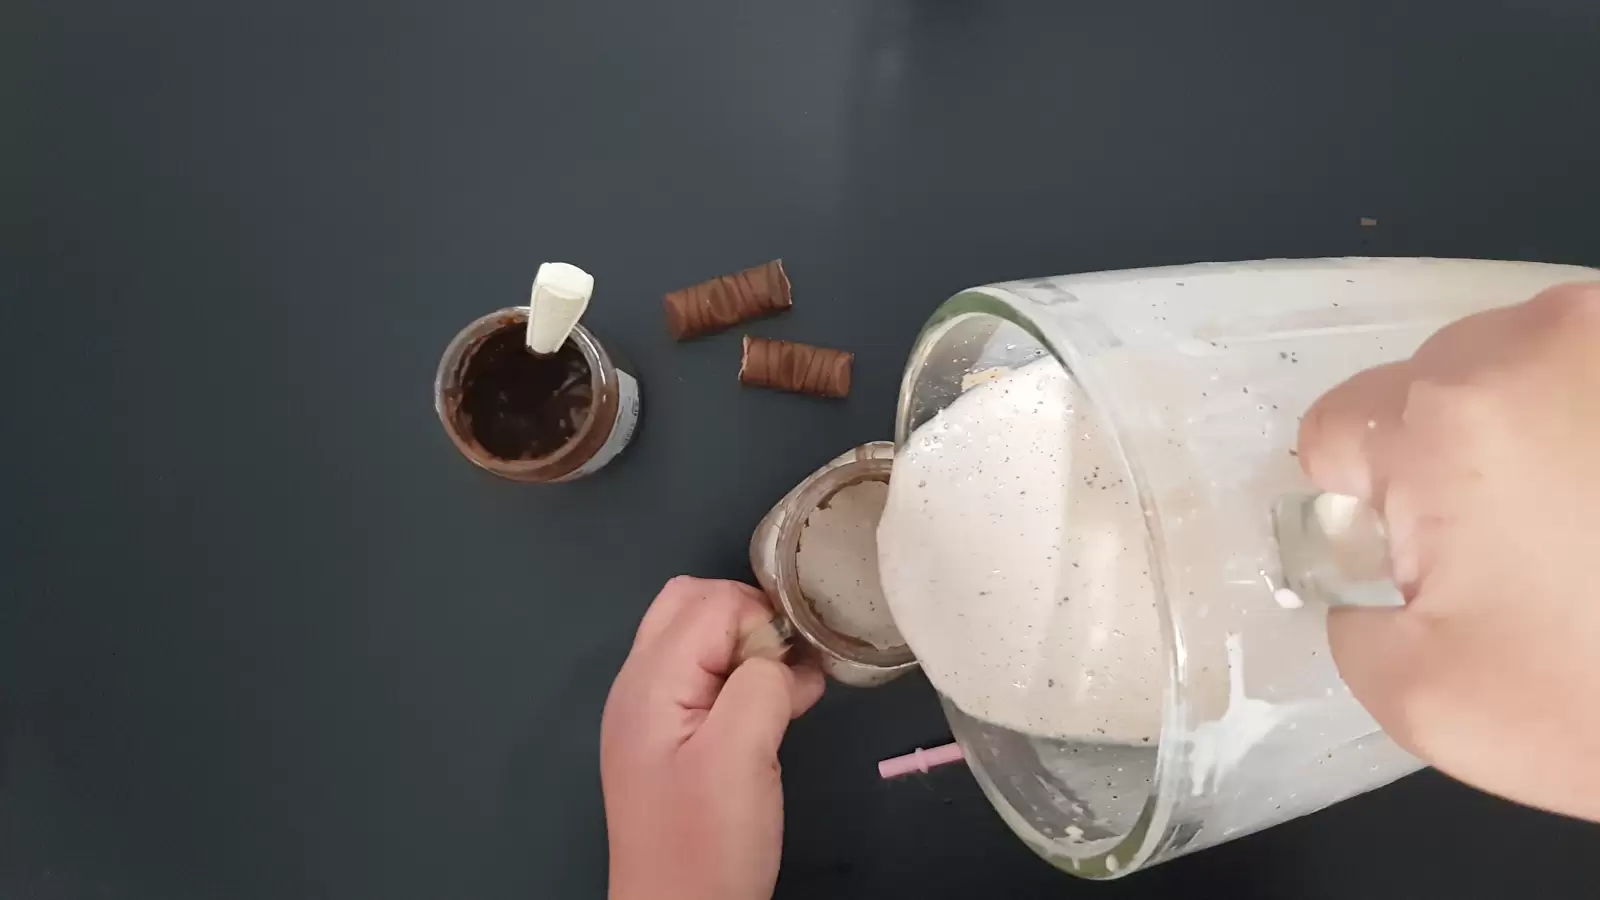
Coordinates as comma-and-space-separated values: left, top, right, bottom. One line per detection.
525, 262, 595, 355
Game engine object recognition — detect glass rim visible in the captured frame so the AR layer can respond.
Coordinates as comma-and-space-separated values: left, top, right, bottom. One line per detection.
894, 287, 1187, 878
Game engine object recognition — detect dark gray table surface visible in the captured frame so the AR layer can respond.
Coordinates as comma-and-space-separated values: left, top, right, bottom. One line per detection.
5, 1, 1599, 897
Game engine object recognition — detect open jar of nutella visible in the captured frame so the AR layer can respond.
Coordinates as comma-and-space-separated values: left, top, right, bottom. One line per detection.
434, 307, 640, 482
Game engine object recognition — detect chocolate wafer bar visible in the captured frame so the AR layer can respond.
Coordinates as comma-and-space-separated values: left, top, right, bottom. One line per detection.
738, 335, 852, 399
664, 260, 792, 340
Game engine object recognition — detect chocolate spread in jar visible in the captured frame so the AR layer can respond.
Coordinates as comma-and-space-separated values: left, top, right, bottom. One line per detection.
454, 323, 594, 461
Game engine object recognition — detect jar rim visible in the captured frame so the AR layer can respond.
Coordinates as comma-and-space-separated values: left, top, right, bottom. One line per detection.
771, 458, 917, 672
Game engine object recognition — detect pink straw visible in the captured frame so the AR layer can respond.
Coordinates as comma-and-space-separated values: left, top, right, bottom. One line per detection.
877, 742, 964, 779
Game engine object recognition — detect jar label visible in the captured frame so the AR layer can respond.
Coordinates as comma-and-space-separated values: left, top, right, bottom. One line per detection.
571, 369, 640, 478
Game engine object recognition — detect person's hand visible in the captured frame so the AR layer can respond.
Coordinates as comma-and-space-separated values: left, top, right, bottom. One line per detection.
1298, 281, 1600, 821
601, 576, 825, 900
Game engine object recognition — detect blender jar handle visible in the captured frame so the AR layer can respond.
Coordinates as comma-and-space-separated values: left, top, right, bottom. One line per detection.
1273, 492, 1406, 609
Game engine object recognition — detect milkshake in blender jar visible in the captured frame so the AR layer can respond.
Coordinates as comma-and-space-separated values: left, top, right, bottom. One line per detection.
877, 257, 1598, 877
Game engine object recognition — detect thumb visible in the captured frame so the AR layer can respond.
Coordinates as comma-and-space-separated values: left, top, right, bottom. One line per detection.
696, 658, 799, 763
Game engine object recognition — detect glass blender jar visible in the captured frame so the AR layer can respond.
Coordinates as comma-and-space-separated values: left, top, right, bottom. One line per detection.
879, 258, 1598, 877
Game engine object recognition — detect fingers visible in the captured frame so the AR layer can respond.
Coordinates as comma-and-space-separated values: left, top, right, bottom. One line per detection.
1326, 605, 1429, 755
696, 658, 811, 762
1306, 361, 1433, 744
633, 576, 767, 650
617, 576, 825, 752
789, 661, 826, 719
622, 577, 792, 719
1297, 361, 1413, 500
1410, 296, 1543, 379
1303, 283, 1600, 501
630, 575, 700, 647
649, 581, 775, 683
